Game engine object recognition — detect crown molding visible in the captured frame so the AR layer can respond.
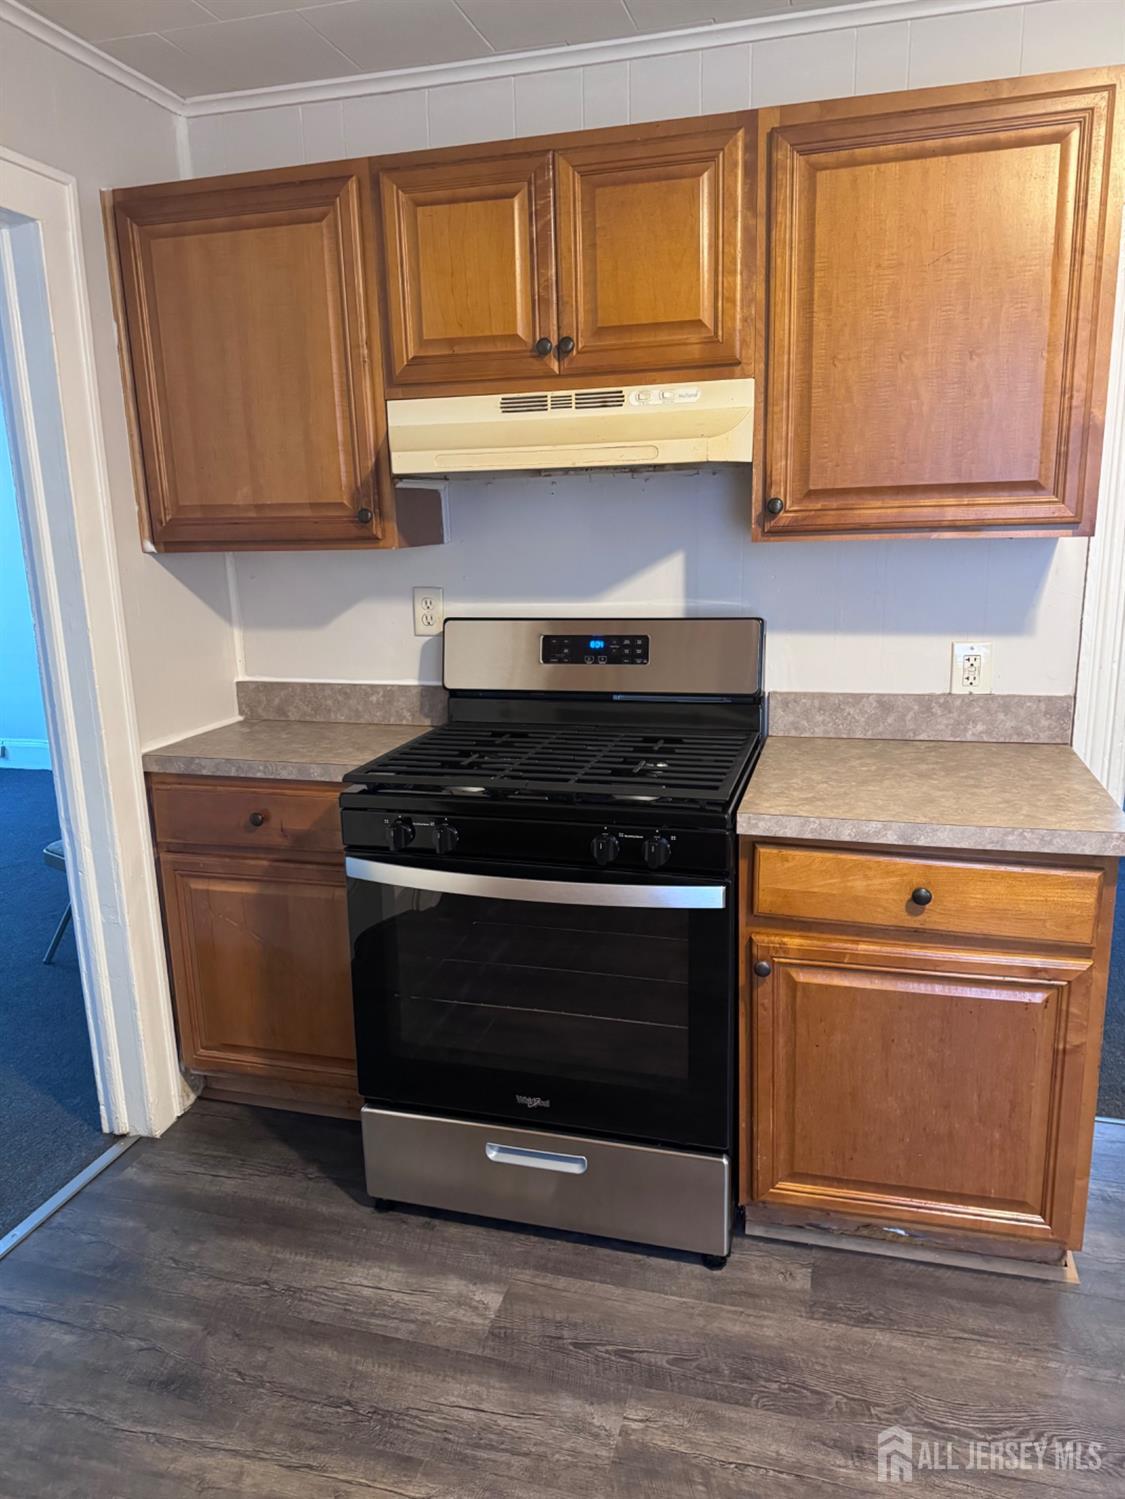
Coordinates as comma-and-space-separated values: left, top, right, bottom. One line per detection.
2, 0, 1031, 119
0, 0, 185, 112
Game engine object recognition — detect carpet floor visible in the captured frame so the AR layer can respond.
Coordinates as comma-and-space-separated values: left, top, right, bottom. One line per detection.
1098, 882, 1125, 1119
0, 769, 108, 1239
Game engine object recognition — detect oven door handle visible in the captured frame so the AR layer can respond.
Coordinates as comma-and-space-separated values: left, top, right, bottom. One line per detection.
344, 857, 726, 909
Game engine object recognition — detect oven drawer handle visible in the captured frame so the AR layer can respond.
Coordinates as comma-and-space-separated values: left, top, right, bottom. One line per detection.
485, 1142, 588, 1175
344, 857, 725, 909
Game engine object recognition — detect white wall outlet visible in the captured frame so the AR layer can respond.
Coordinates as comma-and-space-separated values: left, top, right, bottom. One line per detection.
951, 641, 993, 694
413, 586, 443, 637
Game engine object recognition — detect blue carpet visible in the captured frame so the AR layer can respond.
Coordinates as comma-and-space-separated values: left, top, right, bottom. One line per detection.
0, 769, 108, 1237
1099, 876, 1125, 1119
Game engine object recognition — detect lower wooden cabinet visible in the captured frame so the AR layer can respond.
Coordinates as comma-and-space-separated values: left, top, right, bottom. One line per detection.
748, 932, 1095, 1245
742, 842, 1116, 1255
150, 775, 359, 1114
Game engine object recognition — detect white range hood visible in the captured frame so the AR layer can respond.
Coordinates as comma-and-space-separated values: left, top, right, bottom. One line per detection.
387, 378, 754, 476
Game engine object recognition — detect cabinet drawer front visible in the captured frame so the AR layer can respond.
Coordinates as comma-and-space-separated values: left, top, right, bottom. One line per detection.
753, 845, 1101, 947
151, 779, 343, 854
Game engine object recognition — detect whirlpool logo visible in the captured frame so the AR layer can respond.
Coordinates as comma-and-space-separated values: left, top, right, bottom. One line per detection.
515, 1094, 550, 1110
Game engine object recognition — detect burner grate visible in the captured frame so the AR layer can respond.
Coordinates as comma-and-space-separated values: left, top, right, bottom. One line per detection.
347, 723, 757, 803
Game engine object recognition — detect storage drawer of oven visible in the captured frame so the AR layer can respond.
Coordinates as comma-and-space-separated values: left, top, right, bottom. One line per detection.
360, 1107, 731, 1256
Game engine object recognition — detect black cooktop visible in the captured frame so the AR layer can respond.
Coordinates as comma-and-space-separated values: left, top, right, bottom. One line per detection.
343, 720, 761, 806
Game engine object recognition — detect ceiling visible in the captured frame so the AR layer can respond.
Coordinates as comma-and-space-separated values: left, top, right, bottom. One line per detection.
16, 0, 857, 100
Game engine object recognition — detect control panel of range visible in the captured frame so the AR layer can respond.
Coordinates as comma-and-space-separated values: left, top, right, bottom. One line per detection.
541, 633, 650, 666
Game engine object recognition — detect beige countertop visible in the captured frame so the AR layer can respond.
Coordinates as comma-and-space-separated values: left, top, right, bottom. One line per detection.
142, 718, 425, 783
737, 738, 1125, 856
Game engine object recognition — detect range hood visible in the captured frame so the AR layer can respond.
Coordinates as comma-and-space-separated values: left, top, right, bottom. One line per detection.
387, 378, 754, 476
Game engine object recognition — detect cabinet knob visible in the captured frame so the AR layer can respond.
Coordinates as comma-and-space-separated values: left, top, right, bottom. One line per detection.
753, 960, 772, 977
556, 336, 575, 357
911, 887, 934, 907
356, 507, 374, 525
533, 336, 553, 357
766, 497, 785, 516
248, 811, 268, 828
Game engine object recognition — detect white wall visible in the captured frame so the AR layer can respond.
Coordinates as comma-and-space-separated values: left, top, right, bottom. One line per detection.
0, 18, 239, 748
190, 0, 1121, 697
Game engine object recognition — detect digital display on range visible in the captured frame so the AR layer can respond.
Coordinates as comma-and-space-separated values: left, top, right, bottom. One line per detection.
541, 634, 650, 665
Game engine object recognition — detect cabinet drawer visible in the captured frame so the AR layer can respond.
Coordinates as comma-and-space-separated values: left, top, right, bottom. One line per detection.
752, 845, 1102, 947
150, 778, 343, 855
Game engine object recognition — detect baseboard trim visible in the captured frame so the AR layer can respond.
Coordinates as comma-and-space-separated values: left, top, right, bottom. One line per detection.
0, 737, 50, 770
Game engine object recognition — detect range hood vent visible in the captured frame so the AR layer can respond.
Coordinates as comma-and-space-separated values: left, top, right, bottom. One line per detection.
390, 378, 754, 475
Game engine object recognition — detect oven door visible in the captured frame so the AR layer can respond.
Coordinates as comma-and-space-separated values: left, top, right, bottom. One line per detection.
346, 856, 733, 1152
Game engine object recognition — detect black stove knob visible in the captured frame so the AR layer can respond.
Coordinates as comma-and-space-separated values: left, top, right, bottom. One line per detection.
434, 822, 459, 855
643, 833, 672, 870
591, 832, 620, 866
389, 816, 415, 852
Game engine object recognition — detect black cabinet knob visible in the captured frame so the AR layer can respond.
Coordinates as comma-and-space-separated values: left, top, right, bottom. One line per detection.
753, 960, 772, 977
591, 832, 620, 867
766, 497, 784, 516
533, 336, 553, 356
556, 336, 575, 357
389, 817, 416, 852
248, 810, 267, 828
356, 507, 374, 525
434, 822, 459, 855
911, 887, 934, 907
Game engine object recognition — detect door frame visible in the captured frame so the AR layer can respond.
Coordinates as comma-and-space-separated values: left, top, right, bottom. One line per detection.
0, 147, 187, 1136
1074, 215, 1125, 807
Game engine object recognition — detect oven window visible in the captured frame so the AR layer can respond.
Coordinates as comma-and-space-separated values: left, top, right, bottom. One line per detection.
375, 892, 689, 1085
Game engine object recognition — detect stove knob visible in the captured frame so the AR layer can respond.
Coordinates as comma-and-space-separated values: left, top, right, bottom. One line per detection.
643, 834, 672, 870
389, 816, 415, 852
434, 822, 459, 855
591, 832, 620, 866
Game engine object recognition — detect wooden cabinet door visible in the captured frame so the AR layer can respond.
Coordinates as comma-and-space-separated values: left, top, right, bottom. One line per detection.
114, 170, 381, 551
747, 932, 1097, 1245
555, 123, 747, 376
760, 78, 1119, 538
378, 151, 557, 387
160, 851, 356, 1094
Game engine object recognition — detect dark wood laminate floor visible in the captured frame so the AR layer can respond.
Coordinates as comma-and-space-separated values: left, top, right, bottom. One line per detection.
1, 1105, 1123, 1498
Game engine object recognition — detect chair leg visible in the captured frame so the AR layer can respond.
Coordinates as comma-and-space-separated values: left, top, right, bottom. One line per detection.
43, 903, 72, 965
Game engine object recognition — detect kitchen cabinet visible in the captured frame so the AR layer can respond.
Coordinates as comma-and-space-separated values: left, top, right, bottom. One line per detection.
150, 775, 358, 1114
741, 841, 1116, 1255
755, 72, 1123, 539
376, 117, 750, 392
114, 166, 384, 552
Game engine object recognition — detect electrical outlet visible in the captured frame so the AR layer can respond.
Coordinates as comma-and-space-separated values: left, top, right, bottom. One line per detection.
951, 641, 993, 694
413, 586, 443, 637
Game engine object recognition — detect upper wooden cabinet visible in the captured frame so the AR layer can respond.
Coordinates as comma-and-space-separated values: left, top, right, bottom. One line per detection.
379, 151, 558, 386
374, 118, 750, 393
756, 74, 1123, 539
554, 126, 745, 376
113, 167, 392, 552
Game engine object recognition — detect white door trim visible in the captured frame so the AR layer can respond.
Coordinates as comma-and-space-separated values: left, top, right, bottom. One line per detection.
0, 147, 188, 1136
1074, 226, 1125, 809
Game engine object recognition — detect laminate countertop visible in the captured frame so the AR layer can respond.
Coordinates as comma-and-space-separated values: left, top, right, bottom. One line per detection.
737, 737, 1125, 856
142, 719, 426, 783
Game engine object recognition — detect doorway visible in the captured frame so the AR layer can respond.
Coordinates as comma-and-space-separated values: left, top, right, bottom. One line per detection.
0, 399, 109, 1235
0, 149, 189, 1254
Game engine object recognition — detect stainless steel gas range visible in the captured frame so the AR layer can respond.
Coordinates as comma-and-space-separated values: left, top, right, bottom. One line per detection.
339, 617, 765, 1265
